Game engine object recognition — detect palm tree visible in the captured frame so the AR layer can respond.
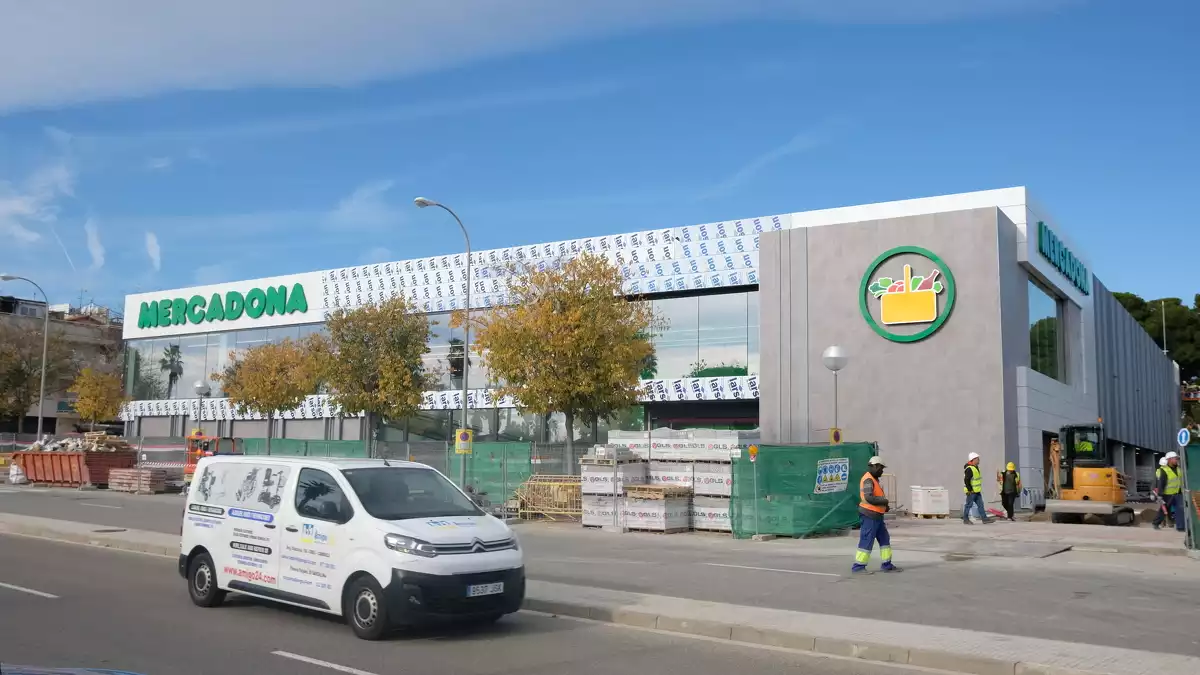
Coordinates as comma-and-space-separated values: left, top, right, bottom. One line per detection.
159, 344, 184, 398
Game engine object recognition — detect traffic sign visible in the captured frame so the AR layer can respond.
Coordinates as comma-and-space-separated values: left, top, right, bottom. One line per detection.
748, 444, 759, 463
1178, 428, 1192, 448
830, 427, 843, 445
455, 429, 474, 455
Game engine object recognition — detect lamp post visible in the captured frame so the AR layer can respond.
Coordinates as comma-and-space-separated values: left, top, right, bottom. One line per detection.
414, 197, 472, 489
0, 274, 50, 440
821, 345, 849, 432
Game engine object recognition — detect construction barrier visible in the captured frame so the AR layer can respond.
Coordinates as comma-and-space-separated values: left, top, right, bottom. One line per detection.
730, 442, 877, 539
517, 475, 583, 521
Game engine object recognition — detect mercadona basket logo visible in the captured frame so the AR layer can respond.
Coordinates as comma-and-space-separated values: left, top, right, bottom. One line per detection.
859, 246, 956, 343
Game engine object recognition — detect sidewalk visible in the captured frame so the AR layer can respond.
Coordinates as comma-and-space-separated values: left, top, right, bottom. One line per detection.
886, 516, 1187, 557
3, 513, 1200, 675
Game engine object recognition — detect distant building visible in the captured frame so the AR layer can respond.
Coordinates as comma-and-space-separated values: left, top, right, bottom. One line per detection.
0, 297, 124, 435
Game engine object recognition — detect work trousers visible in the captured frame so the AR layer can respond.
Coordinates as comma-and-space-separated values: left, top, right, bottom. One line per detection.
853, 515, 892, 568
1154, 494, 1186, 531
1001, 492, 1017, 520
963, 492, 989, 522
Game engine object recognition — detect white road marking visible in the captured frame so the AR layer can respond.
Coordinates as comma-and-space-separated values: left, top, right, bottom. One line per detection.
0, 487, 47, 494
79, 502, 122, 509
272, 651, 379, 675
0, 581, 59, 598
700, 562, 839, 577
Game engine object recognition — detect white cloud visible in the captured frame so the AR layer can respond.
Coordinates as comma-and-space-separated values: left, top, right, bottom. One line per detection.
328, 179, 403, 230
0, 161, 75, 246
193, 263, 231, 285
702, 124, 838, 198
0, 0, 1078, 113
83, 218, 105, 269
144, 231, 162, 271
145, 156, 173, 171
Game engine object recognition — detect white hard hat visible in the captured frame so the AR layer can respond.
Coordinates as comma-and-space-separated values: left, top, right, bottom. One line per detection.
1166, 451, 1179, 459
968, 452, 980, 461
1160, 457, 1168, 466
868, 455, 886, 467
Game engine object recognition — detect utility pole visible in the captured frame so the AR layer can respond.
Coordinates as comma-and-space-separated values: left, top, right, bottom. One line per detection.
1162, 300, 1169, 356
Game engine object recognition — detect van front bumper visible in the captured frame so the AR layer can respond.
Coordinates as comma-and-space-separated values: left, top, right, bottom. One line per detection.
383, 566, 525, 625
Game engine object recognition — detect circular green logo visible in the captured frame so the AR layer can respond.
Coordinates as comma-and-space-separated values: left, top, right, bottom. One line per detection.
858, 246, 956, 343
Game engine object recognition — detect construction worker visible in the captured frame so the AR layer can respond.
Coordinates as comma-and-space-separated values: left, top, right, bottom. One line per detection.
853, 456, 901, 574
998, 462, 1021, 521
1153, 458, 1173, 528
963, 452, 993, 524
1153, 452, 1185, 532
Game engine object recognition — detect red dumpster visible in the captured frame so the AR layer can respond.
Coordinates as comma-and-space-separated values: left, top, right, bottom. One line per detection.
13, 451, 136, 488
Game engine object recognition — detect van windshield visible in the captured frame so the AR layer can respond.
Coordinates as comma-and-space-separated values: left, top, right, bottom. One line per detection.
342, 467, 482, 521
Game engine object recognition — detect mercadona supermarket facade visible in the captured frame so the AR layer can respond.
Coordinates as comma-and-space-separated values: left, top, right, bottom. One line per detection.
120, 187, 1180, 508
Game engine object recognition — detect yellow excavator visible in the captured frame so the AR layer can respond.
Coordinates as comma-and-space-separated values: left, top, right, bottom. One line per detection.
1044, 422, 1136, 526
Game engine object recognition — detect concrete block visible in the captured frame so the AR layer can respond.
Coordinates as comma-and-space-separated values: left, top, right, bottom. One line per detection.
522, 597, 593, 620
751, 534, 777, 541
730, 625, 816, 651
813, 638, 907, 663
1015, 663, 1099, 675
909, 648, 1015, 675
655, 615, 733, 640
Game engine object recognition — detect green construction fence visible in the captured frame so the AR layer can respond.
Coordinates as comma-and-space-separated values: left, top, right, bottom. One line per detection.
240, 438, 368, 458
730, 442, 878, 539
446, 442, 534, 512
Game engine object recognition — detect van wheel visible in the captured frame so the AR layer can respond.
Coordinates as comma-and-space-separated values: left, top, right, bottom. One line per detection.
345, 577, 390, 641
188, 553, 226, 608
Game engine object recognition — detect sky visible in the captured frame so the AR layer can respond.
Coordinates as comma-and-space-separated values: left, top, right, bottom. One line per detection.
0, 0, 1196, 312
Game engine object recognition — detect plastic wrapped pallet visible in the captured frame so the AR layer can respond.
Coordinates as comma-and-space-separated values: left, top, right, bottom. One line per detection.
623, 496, 690, 532
693, 461, 733, 496
691, 496, 731, 531
582, 495, 625, 527
648, 461, 694, 489
580, 461, 647, 495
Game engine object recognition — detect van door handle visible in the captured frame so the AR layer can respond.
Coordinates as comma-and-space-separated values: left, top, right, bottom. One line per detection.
263, 524, 276, 529
285, 526, 298, 532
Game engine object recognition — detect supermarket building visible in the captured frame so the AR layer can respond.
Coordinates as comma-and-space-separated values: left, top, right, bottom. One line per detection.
120, 187, 1180, 508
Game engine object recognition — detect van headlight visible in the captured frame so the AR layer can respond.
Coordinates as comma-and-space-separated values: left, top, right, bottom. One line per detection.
384, 534, 437, 558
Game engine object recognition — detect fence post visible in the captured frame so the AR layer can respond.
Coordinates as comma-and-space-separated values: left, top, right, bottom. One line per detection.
753, 458, 760, 537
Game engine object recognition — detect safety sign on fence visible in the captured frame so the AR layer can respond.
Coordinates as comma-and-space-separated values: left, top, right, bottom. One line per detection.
454, 429, 474, 455
814, 457, 850, 494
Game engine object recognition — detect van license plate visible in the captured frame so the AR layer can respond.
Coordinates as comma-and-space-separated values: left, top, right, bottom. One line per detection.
466, 582, 504, 597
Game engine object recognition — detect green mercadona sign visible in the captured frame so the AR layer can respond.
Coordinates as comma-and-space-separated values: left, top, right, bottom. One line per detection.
138, 283, 309, 329
1037, 221, 1089, 295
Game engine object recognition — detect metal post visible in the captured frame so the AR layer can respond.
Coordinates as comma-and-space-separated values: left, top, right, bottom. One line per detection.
753, 458, 760, 536
833, 370, 839, 430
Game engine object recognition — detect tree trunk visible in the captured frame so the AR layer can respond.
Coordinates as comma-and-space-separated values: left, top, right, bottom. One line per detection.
363, 412, 374, 459
564, 410, 575, 475
266, 411, 272, 456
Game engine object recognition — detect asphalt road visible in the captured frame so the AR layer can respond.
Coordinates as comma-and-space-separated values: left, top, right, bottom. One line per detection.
0, 535, 923, 675
2, 487, 1198, 656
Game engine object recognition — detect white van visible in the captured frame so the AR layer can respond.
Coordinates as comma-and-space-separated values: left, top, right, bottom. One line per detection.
179, 456, 525, 640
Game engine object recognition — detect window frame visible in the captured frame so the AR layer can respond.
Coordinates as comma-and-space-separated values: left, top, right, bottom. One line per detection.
294, 467, 355, 524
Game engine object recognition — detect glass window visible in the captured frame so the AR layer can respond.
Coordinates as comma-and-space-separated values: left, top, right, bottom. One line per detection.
498, 409, 542, 441
652, 296, 699, 379
343, 467, 481, 520
424, 312, 451, 390
295, 468, 351, 522
409, 409, 453, 441
1029, 280, 1064, 381
153, 338, 185, 399
696, 293, 749, 376
747, 291, 759, 376
207, 331, 237, 396
267, 326, 299, 343
175, 335, 208, 399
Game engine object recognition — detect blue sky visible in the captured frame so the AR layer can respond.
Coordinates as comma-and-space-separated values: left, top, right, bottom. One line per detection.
0, 0, 1196, 311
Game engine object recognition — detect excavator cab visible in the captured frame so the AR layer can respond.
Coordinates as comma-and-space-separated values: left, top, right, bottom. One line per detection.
1047, 422, 1134, 525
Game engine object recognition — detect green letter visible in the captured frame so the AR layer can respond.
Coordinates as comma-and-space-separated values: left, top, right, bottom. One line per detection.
265, 285, 287, 316
205, 293, 225, 322
158, 298, 172, 326
171, 298, 187, 326
245, 287, 267, 319
139, 301, 157, 329
285, 283, 308, 314
225, 291, 245, 320
186, 295, 206, 324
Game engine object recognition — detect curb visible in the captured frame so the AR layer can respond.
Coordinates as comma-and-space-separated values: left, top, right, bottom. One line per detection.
0, 520, 177, 558
521, 596, 1111, 675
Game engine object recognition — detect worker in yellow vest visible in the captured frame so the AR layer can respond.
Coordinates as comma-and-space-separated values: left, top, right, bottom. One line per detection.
852, 456, 901, 574
998, 462, 1022, 521
1153, 452, 1185, 532
963, 452, 994, 524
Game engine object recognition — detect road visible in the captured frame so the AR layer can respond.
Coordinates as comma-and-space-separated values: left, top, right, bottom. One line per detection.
0, 535, 923, 675
2, 487, 1198, 657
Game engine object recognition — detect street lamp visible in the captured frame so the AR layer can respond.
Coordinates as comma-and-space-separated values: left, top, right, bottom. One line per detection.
821, 345, 849, 431
0, 274, 50, 440
414, 197, 472, 489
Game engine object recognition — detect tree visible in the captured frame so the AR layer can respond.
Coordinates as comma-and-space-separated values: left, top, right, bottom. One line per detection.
211, 338, 321, 455
687, 359, 748, 377
69, 368, 125, 430
310, 295, 435, 454
460, 253, 658, 465
159, 344, 184, 398
1113, 292, 1200, 381
0, 323, 78, 425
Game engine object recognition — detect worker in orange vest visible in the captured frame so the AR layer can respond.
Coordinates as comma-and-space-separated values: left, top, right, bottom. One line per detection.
853, 456, 901, 574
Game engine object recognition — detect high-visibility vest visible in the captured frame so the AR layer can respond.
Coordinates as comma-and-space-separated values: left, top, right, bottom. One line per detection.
860, 473, 887, 514
1163, 466, 1182, 496
965, 465, 982, 494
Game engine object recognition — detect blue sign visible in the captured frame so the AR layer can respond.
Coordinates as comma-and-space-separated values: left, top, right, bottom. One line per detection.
1178, 428, 1192, 448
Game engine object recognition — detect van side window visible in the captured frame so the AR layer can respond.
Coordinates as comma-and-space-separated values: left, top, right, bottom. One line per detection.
295, 468, 351, 523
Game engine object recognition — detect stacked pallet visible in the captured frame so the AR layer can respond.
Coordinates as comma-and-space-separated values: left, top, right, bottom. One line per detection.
108, 468, 168, 494
623, 485, 691, 533
83, 432, 132, 452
